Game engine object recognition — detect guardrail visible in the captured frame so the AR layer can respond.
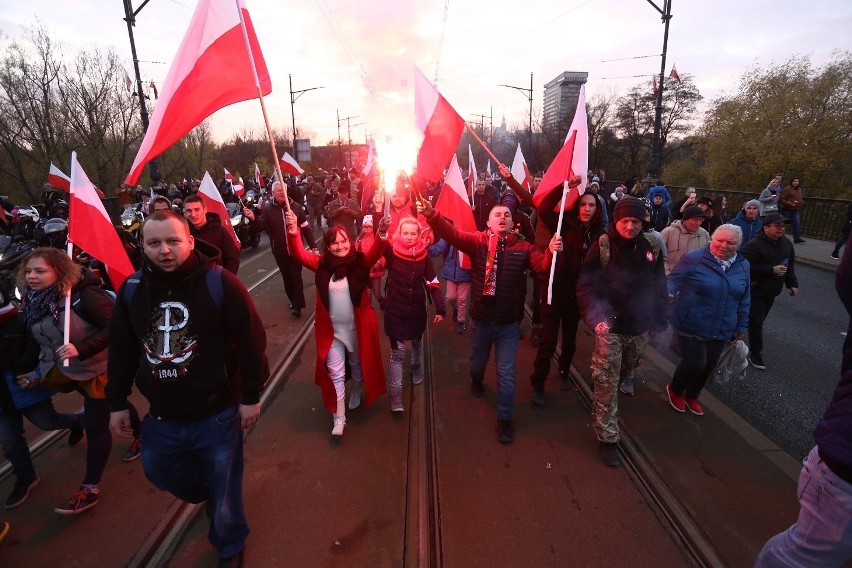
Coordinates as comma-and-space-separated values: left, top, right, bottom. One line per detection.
607, 183, 849, 242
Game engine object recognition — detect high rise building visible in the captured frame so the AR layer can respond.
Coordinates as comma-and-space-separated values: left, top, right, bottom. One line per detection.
542, 71, 588, 132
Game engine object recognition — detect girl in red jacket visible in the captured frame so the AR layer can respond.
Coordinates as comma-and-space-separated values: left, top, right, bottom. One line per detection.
285, 211, 390, 437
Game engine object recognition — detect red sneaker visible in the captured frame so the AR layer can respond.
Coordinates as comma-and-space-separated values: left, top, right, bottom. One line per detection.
685, 397, 704, 416
666, 385, 686, 413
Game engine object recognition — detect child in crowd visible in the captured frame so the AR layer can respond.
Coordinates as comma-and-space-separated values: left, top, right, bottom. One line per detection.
355, 215, 386, 308
382, 215, 445, 412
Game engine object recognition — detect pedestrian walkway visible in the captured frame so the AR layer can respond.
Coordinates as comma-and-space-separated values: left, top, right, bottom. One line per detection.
792, 237, 839, 272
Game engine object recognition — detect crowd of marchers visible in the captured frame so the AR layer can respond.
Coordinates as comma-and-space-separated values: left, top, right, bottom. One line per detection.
1, 166, 851, 566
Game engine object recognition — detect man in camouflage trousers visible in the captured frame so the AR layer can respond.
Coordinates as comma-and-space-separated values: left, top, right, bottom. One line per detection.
577, 197, 668, 467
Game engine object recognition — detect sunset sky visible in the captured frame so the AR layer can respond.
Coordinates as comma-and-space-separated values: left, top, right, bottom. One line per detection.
2, 0, 850, 153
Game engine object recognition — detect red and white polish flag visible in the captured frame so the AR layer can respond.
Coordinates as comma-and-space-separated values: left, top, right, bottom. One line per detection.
254, 162, 263, 188
434, 154, 477, 269
68, 152, 134, 289
224, 167, 235, 184
233, 177, 245, 196
47, 162, 72, 192
279, 151, 304, 176
125, 0, 271, 184
670, 65, 682, 84
510, 144, 532, 190
533, 84, 588, 209
467, 144, 476, 203
199, 171, 241, 250
414, 66, 466, 184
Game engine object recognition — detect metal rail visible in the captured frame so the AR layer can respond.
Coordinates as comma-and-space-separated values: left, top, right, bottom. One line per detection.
0, 268, 282, 484
525, 307, 725, 568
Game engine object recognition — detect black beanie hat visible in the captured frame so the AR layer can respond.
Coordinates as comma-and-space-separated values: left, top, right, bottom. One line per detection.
613, 197, 646, 223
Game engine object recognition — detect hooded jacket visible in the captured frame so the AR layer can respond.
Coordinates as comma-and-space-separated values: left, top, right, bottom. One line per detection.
730, 209, 763, 248
106, 241, 268, 421
661, 220, 710, 275
577, 224, 668, 336
190, 211, 240, 274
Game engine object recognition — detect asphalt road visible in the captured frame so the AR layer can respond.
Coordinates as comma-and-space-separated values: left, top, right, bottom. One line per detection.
705, 263, 846, 462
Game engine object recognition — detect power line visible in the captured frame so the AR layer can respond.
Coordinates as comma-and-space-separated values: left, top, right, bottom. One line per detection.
312, 0, 370, 87
434, 0, 451, 83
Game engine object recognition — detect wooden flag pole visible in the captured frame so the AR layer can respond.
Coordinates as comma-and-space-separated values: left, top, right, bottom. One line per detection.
547, 182, 570, 305
465, 124, 505, 171
234, 0, 291, 213
257, 86, 291, 214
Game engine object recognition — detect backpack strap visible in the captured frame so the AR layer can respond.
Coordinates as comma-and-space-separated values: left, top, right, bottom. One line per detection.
599, 234, 610, 269
206, 265, 225, 307
121, 270, 144, 307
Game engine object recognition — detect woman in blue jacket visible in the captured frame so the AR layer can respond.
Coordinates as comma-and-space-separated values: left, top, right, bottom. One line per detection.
665, 224, 751, 416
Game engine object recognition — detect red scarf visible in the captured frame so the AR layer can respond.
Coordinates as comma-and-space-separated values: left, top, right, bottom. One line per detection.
391, 236, 428, 262
483, 230, 505, 296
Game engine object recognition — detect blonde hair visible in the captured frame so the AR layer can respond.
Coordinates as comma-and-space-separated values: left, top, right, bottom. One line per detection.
18, 247, 81, 296
394, 216, 422, 239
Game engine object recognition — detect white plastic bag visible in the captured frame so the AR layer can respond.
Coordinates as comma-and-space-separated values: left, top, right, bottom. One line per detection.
713, 340, 749, 385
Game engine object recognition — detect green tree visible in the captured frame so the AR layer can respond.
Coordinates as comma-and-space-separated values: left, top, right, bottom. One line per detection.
700, 52, 852, 196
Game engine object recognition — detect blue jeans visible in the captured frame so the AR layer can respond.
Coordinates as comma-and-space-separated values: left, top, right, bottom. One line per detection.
782, 209, 802, 241
141, 405, 248, 558
0, 399, 83, 482
470, 320, 520, 420
756, 446, 852, 567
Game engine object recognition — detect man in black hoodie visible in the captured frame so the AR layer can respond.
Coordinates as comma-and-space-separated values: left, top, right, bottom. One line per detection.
577, 197, 668, 467
183, 195, 240, 275
106, 210, 268, 567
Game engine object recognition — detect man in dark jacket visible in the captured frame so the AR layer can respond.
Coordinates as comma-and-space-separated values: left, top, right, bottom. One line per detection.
530, 178, 604, 405
741, 213, 798, 370
471, 178, 499, 231
755, 230, 852, 567
183, 195, 240, 275
246, 181, 312, 317
420, 200, 561, 444
577, 197, 668, 467
106, 211, 268, 567
323, 180, 362, 239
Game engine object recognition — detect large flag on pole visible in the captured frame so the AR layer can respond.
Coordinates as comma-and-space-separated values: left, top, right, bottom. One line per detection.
68, 153, 134, 289
434, 154, 476, 269
510, 144, 532, 190
224, 168, 235, 184
47, 163, 72, 192
125, 0, 271, 184
279, 151, 304, 176
198, 171, 241, 250
414, 66, 465, 183
532, 84, 588, 208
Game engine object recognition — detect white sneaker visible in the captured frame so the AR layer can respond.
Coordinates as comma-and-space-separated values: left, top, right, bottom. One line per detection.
331, 415, 345, 436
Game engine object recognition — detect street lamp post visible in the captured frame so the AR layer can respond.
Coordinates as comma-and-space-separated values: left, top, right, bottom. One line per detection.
347, 119, 365, 168
289, 74, 324, 162
122, 0, 161, 182
499, 72, 534, 154
647, 0, 672, 180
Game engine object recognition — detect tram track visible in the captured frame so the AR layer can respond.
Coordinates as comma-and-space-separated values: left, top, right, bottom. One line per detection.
0, 267, 284, 485
525, 307, 725, 568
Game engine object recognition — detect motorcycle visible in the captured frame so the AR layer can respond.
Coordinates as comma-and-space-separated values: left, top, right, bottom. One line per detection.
0, 234, 38, 302
228, 200, 261, 249
119, 204, 145, 239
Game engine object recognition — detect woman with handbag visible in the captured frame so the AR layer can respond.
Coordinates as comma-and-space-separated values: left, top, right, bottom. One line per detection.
665, 225, 751, 416
16, 247, 139, 514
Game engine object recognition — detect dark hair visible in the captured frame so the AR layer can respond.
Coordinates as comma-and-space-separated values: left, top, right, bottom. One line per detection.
142, 209, 191, 238
322, 225, 350, 250
184, 195, 204, 206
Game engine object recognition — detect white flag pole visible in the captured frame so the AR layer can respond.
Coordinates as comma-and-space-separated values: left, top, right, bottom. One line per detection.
62, 239, 74, 367
547, 181, 570, 305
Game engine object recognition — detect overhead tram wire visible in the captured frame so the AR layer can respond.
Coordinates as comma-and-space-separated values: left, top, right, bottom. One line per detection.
313, 0, 370, 88
434, 0, 451, 83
